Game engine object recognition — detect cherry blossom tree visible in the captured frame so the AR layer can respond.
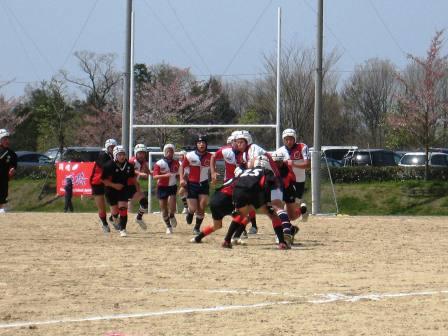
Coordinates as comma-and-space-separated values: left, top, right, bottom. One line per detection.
136, 65, 218, 147
390, 30, 448, 179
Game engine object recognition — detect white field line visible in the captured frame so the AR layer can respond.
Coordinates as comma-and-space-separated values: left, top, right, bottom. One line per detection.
0, 289, 447, 329
0, 301, 292, 329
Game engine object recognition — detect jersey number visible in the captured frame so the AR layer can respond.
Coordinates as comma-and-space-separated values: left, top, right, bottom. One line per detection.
240, 168, 262, 177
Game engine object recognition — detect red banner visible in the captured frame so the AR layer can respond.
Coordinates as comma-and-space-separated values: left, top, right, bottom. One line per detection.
56, 162, 95, 196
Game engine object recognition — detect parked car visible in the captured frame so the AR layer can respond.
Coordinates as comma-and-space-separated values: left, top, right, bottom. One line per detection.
44, 147, 103, 162
321, 157, 342, 168
398, 152, 448, 167
321, 146, 358, 161
343, 149, 400, 166
16, 151, 52, 167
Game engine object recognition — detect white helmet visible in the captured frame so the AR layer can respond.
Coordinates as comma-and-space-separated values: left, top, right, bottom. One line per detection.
0, 129, 10, 141
234, 130, 253, 145
163, 144, 175, 156
134, 144, 147, 155
104, 138, 117, 150
282, 128, 296, 141
271, 151, 285, 162
226, 135, 235, 144
113, 145, 126, 160
253, 155, 271, 170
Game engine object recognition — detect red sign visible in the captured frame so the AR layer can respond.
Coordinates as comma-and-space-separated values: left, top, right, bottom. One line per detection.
56, 162, 95, 196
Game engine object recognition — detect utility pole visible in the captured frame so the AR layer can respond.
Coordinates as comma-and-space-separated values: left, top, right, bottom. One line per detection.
122, 0, 132, 154
276, 7, 281, 149
311, 0, 323, 214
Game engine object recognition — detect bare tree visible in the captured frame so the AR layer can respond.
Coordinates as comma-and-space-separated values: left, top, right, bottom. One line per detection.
61, 51, 122, 109
390, 31, 448, 179
342, 58, 397, 147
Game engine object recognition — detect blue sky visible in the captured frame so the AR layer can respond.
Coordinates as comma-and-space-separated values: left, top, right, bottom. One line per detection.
1, 0, 447, 97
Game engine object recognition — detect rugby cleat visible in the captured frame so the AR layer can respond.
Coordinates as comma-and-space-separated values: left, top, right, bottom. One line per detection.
190, 236, 201, 243
135, 216, 147, 231
120, 230, 127, 237
166, 227, 173, 235
248, 226, 258, 234
101, 224, 110, 233
109, 215, 120, 231
231, 238, 247, 246
181, 207, 188, 214
278, 242, 289, 250
169, 216, 178, 228
221, 240, 232, 249
283, 233, 293, 248
291, 225, 300, 244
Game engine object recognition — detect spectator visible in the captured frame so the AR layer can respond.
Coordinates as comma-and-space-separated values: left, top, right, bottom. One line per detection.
64, 175, 74, 213
0, 129, 17, 213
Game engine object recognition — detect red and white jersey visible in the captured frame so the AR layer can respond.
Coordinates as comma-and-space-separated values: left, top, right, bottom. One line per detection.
153, 158, 179, 187
129, 156, 151, 179
277, 143, 310, 182
182, 151, 212, 183
236, 143, 266, 168
214, 145, 237, 181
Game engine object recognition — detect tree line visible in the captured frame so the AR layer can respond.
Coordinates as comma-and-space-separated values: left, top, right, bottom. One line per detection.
1, 31, 448, 155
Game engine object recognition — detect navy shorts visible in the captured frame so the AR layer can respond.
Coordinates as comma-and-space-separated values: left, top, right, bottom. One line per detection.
127, 185, 137, 200
187, 181, 210, 199
293, 182, 305, 199
283, 185, 296, 203
105, 187, 128, 206
209, 191, 234, 220
157, 185, 178, 200
91, 184, 105, 196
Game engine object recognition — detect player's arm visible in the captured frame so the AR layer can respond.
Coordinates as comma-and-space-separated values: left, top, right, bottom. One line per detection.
179, 159, 188, 187
210, 153, 219, 184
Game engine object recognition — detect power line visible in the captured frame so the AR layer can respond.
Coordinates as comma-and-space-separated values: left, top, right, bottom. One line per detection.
368, 0, 407, 56
61, 0, 100, 69
2, 1, 55, 73
0, 1, 41, 80
222, 0, 273, 75
302, 0, 358, 65
141, 0, 204, 74
166, 0, 211, 74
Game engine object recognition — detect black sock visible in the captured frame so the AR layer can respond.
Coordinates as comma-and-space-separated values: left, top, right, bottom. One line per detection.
100, 216, 108, 226
224, 221, 240, 242
194, 217, 204, 230
233, 224, 246, 239
250, 217, 257, 228
163, 216, 171, 228
274, 226, 285, 244
119, 215, 128, 230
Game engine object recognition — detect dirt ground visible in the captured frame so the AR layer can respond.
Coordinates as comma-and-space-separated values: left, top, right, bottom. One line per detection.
0, 212, 447, 336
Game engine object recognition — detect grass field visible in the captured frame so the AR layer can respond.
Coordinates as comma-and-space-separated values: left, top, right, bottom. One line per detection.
0, 213, 447, 335
8, 178, 448, 215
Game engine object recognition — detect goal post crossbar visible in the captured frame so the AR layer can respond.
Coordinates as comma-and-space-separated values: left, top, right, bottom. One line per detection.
133, 124, 277, 129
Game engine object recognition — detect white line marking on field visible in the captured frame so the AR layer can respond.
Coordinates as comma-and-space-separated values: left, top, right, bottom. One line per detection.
0, 288, 446, 329
0, 301, 292, 329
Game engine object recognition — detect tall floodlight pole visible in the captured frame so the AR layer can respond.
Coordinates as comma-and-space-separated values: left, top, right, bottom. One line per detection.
129, 10, 135, 155
276, 7, 281, 149
122, 0, 132, 154
311, 0, 323, 214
